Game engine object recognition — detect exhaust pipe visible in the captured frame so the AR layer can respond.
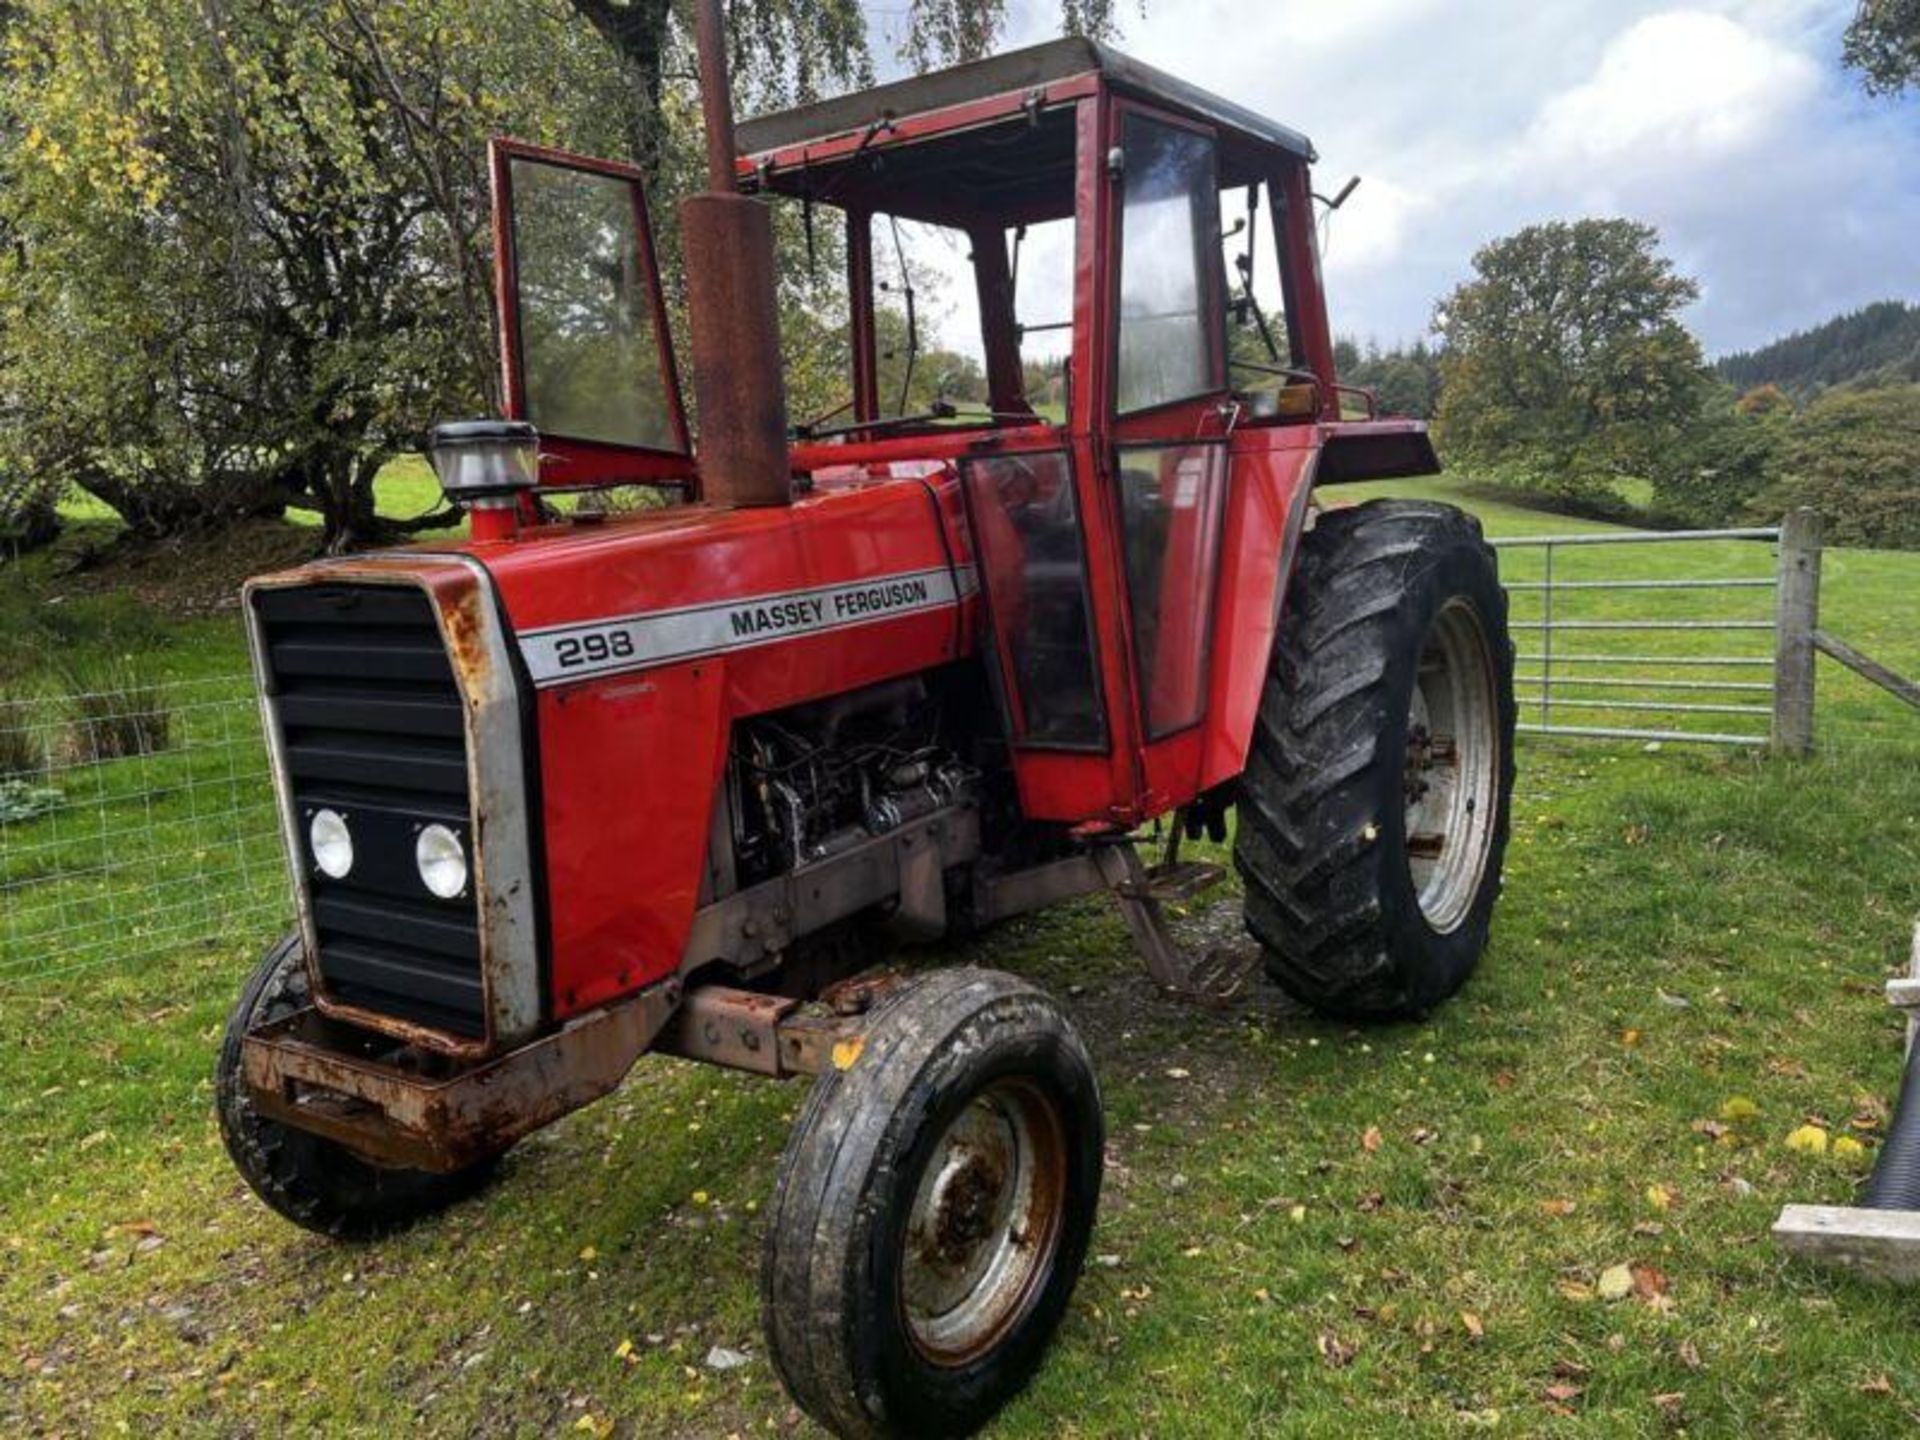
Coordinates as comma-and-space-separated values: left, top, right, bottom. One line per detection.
682, 0, 791, 507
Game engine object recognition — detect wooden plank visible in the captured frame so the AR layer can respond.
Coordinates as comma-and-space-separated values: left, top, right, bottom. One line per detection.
1771, 508, 1822, 756
1774, 1204, 1920, 1283
1814, 629, 1920, 714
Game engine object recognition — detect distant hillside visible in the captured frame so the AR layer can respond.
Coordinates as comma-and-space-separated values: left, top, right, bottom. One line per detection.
1716, 300, 1920, 396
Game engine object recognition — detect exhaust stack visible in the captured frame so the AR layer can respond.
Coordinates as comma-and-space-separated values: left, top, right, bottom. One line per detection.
682, 0, 791, 507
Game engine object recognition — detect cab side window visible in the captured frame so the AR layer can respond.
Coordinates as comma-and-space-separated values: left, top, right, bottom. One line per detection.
1115, 115, 1223, 415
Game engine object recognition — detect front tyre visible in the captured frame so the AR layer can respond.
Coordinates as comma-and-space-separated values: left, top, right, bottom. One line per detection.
762, 969, 1103, 1439
1235, 500, 1515, 1020
214, 932, 500, 1239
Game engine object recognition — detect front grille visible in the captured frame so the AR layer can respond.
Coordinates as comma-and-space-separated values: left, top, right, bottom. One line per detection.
253, 584, 486, 1038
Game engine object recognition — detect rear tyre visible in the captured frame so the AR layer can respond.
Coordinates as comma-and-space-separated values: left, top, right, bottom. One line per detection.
762, 969, 1103, 1439
1235, 500, 1515, 1020
214, 931, 500, 1239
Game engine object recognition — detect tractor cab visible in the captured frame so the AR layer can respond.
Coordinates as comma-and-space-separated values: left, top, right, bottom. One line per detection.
486, 39, 1434, 827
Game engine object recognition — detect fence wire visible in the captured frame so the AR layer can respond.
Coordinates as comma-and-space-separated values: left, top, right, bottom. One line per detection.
0, 676, 287, 983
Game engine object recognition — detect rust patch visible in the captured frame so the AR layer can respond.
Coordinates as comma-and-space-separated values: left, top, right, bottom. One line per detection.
241, 980, 679, 1172
927, 1155, 1004, 1267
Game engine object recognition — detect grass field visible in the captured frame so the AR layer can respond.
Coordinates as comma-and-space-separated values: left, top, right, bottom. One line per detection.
4, 475, 1920, 1435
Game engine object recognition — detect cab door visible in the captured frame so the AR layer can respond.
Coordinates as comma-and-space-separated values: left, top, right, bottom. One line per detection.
489, 138, 693, 490
1100, 104, 1233, 809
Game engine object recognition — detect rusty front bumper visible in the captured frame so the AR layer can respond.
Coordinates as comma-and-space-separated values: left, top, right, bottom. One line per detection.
241, 980, 682, 1172
239, 976, 890, 1172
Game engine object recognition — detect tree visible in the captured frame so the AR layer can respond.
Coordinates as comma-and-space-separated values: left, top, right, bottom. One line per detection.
1844, 0, 1920, 95
1432, 219, 1706, 501
1650, 382, 1786, 528
568, 0, 1126, 161
1, 0, 631, 548
1342, 338, 1442, 419
1758, 384, 1920, 550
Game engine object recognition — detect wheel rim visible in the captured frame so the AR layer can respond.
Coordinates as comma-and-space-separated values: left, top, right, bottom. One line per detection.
1403, 598, 1501, 934
900, 1076, 1068, 1367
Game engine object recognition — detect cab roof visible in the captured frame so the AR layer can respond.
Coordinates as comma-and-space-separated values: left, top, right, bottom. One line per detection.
736, 37, 1317, 164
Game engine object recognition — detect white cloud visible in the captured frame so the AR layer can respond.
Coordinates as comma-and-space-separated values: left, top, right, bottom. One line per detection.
1318, 174, 1427, 275
1523, 11, 1819, 167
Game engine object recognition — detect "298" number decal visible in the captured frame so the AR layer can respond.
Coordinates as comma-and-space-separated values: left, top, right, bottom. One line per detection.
551, 628, 637, 669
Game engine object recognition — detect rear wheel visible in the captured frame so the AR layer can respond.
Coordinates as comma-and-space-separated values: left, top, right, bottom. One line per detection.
762, 968, 1102, 1438
1234, 500, 1514, 1020
215, 932, 500, 1239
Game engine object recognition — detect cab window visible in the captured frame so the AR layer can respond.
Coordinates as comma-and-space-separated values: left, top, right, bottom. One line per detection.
1115, 115, 1223, 415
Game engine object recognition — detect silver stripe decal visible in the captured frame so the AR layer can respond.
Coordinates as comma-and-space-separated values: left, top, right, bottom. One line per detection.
519, 564, 976, 687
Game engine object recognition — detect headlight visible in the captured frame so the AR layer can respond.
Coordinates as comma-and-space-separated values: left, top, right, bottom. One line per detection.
426, 419, 538, 502
415, 823, 469, 900
309, 808, 354, 879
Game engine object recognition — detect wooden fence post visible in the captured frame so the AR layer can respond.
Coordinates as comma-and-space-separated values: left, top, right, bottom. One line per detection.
1772, 508, 1822, 757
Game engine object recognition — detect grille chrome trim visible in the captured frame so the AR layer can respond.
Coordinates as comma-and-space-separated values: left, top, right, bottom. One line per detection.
244, 556, 542, 1057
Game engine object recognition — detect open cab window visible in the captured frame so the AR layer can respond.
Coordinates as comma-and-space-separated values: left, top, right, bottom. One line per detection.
490, 138, 691, 488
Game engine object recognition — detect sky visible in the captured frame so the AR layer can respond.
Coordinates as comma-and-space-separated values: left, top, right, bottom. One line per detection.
859, 0, 1920, 358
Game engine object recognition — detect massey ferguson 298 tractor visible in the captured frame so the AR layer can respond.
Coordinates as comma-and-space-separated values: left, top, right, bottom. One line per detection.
218, 7, 1515, 1434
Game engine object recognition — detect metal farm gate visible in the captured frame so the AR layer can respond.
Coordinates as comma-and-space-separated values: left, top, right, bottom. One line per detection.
1493, 523, 1783, 749
1495, 509, 1915, 752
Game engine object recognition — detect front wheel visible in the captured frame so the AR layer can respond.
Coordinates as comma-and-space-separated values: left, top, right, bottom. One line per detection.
761, 969, 1103, 1438
1235, 500, 1515, 1020
215, 932, 501, 1239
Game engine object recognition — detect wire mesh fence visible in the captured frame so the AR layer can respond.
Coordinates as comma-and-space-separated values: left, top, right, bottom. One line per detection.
0, 675, 287, 984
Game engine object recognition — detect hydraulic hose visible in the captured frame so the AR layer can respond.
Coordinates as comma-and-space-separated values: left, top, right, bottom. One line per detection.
1863, 1033, 1920, 1210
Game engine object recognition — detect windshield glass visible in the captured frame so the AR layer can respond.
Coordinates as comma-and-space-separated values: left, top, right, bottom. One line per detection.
758, 102, 1081, 437
508, 156, 683, 452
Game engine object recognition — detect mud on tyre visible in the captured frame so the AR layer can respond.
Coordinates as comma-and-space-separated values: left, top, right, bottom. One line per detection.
214, 932, 500, 1239
761, 968, 1103, 1438
1235, 499, 1516, 1020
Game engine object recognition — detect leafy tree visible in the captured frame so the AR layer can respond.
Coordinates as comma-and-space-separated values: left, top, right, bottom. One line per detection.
1, 0, 630, 548
1342, 338, 1443, 419
569, 0, 1126, 156
1844, 0, 1920, 95
1650, 383, 1787, 528
1757, 384, 1920, 549
1736, 383, 1792, 417
0, 0, 62, 553
1432, 219, 1706, 502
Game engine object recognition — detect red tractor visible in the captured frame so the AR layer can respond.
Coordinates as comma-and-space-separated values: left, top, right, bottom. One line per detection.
220, 10, 1515, 1435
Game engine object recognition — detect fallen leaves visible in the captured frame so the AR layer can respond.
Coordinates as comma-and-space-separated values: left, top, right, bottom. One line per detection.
1587, 1261, 1671, 1310
1596, 1263, 1635, 1302
1543, 1380, 1584, 1415
1460, 1311, 1485, 1340
1645, 1183, 1674, 1212
1720, 1096, 1761, 1125
1316, 1331, 1359, 1368
1630, 1263, 1671, 1306
1361, 1125, 1383, 1153
1784, 1124, 1830, 1156
830, 1036, 865, 1071
1540, 1197, 1577, 1218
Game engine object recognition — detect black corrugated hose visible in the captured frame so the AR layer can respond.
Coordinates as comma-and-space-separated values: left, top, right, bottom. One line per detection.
1863, 1036, 1920, 1209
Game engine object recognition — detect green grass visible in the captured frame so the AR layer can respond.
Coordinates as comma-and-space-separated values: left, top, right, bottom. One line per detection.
4, 476, 1920, 1434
